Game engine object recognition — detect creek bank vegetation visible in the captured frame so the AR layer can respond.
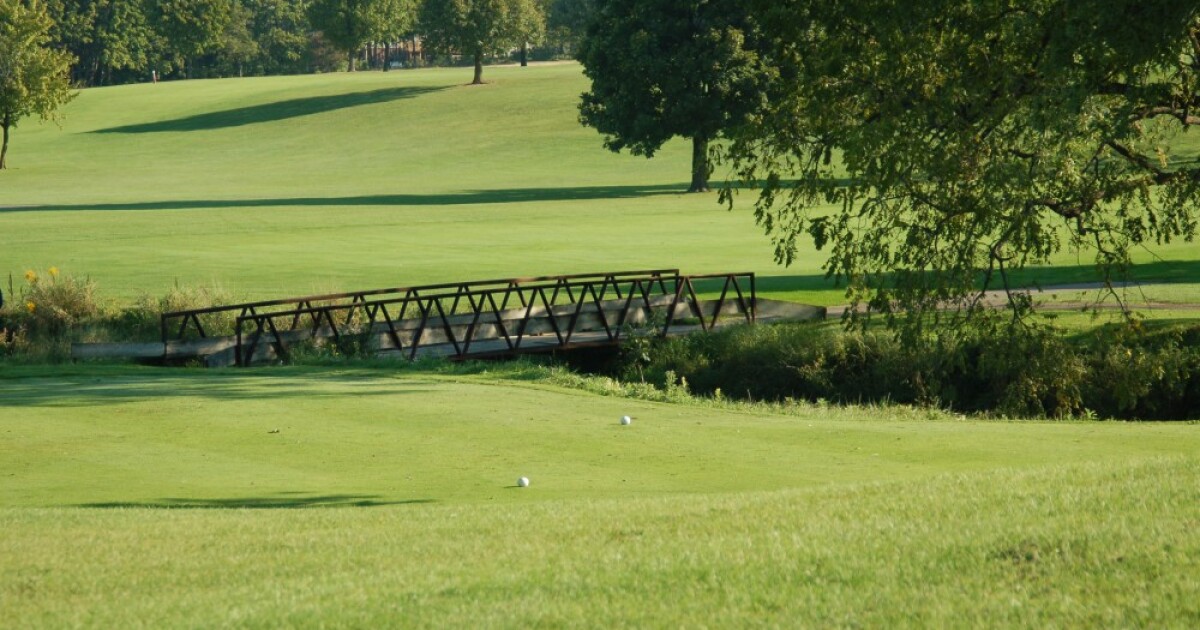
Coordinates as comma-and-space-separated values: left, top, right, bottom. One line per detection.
5, 268, 1200, 420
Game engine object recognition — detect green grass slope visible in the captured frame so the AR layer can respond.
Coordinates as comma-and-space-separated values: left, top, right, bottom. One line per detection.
4, 63, 1198, 310
2, 64, 832, 304
1, 365, 1198, 626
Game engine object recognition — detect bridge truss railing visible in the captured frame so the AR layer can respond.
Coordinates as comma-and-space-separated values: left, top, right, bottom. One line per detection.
161, 269, 679, 344
231, 272, 755, 366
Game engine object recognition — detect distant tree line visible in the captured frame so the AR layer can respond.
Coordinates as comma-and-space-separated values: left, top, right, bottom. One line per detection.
42, 0, 594, 86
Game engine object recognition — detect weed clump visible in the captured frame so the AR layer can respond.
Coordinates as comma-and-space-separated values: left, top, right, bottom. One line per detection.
0, 270, 237, 362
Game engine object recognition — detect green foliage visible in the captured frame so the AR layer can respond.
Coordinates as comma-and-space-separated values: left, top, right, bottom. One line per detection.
419, 0, 544, 83
45, 0, 157, 85
725, 0, 1200, 336
638, 321, 1200, 419
578, 0, 770, 191
1080, 323, 1200, 419
369, 0, 417, 42
308, 0, 388, 70
542, 0, 591, 55
214, 0, 260, 75
241, 0, 318, 75
46, 0, 341, 81
148, 0, 235, 77
0, 0, 76, 169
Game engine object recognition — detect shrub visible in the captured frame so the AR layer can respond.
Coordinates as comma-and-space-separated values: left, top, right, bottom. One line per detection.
110, 284, 238, 341
632, 319, 1198, 419
1080, 324, 1200, 420
10, 267, 102, 340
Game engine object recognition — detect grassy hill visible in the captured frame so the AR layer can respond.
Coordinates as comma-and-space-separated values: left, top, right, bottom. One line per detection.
2, 64, 831, 304
3, 63, 1200, 626
4, 62, 1198, 309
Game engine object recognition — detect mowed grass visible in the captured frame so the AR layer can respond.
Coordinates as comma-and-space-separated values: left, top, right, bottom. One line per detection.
1, 365, 1199, 626
4, 62, 1200, 626
3, 62, 1200, 309
1, 64, 822, 303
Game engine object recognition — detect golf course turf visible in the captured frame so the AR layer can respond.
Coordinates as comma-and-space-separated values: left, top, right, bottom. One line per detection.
1, 365, 1198, 626
3, 62, 1200, 626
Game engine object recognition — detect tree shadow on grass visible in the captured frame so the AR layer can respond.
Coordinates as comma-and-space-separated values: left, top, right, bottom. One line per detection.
92, 86, 449, 134
75, 493, 432, 509
0, 184, 688, 213
0, 370, 438, 409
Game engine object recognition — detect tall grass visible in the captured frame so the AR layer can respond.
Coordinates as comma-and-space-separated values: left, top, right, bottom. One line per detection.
0, 269, 237, 361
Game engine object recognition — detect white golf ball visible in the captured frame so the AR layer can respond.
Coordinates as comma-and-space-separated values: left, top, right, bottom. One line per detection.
620, 415, 632, 425
517, 476, 530, 488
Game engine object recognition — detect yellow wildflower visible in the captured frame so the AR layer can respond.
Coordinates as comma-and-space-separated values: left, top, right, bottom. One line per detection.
25, 302, 36, 314
48, 266, 59, 278
23, 270, 37, 284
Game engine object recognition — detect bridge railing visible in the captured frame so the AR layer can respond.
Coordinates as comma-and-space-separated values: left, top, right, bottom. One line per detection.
161, 269, 679, 344
231, 272, 755, 365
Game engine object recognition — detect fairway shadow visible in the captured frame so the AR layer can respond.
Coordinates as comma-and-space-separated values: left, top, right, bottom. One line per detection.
93, 85, 448, 133
0, 371, 438, 408
1, 184, 686, 213
76, 494, 432, 509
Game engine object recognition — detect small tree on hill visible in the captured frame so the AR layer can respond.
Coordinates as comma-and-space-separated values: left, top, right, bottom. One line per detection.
0, 0, 76, 170
370, 0, 418, 71
309, 0, 417, 71
419, 0, 544, 84
149, 0, 235, 79
577, 0, 769, 193
308, 0, 376, 71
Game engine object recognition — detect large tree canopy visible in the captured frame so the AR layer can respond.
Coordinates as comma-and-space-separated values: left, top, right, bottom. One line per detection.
309, 0, 416, 71
242, 0, 314, 76
578, 0, 769, 192
419, 0, 544, 84
0, 0, 75, 170
370, 0, 418, 71
149, 0, 235, 78
725, 0, 1200, 333
307, 0, 376, 71
543, 0, 592, 55
46, 0, 155, 86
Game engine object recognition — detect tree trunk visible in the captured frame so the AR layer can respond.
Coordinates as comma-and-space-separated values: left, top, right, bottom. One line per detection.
520, 42, 528, 67
348, 49, 356, 72
688, 135, 711, 192
472, 52, 484, 84
1, 115, 10, 170
383, 42, 390, 71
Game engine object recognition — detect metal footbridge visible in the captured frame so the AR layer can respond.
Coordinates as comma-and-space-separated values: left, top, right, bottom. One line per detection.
73, 270, 824, 366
